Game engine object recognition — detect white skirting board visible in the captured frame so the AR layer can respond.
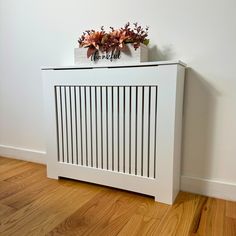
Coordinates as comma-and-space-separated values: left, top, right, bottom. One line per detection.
0, 144, 46, 164
181, 175, 236, 202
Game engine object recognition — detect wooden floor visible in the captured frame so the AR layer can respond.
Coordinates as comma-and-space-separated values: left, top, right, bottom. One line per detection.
0, 157, 235, 236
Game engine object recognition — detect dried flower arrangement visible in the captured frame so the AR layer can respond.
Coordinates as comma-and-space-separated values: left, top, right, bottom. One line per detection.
78, 22, 149, 58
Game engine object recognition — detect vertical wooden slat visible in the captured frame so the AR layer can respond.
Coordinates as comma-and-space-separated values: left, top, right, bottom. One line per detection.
111, 87, 114, 171
130, 87, 136, 175
74, 87, 78, 164
119, 87, 124, 173
147, 86, 152, 177
77, 86, 84, 165
85, 87, 92, 167
84, 86, 91, 167
107, 87, 113, 171
102, 87, 107, 170
142, 86, 150, 177
141, 86, 145, 176
73, 86, 79, 165
84, 86, 89, 166
149, 87, 157, 178
106, 87, 109, 170
70, 87, 77, 165
63, 87, 69, 163
55, 86, 63, 163
129, 86, 132, 174
113, 87, 118, 172
80, 87, 87, 166
54, 87, 59, 162
124, 86, 130, 174
75, 87, 82, 165
65, 87, 71, 163
137, 86, 143, 176
69, 87, 73, 164
86, 86, 92, 167
117, 87, 120, 172
91, 87, 97, 168
59, 87, 65, 163
135, 86, 138, 175
66, 87, 73, 164
66, 86, 74, 164
154, 86, 158, 178
100, 87, 104, 169
96, 87, 102, 169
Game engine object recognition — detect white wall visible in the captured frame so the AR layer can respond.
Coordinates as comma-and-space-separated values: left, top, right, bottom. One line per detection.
1, 0, 236, 199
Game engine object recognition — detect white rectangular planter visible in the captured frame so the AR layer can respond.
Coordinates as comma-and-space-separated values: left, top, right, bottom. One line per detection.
42, 61, 186, 205
74, 43, 148, 66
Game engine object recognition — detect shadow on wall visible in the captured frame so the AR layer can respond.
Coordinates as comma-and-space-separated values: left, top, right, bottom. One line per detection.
148, 45, 176, 61
149, 45, 221, 186
181, 68, 221, 187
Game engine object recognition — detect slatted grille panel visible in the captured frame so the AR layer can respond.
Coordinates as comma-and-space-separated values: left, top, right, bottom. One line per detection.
55, 86, 158, 179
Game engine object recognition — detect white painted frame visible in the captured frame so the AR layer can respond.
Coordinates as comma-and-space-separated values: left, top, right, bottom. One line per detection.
42, 61, 185, 204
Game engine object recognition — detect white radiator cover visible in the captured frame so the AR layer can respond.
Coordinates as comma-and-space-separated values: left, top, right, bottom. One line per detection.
42, 61, 186, 204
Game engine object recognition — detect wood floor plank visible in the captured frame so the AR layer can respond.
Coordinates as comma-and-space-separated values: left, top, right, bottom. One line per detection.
0, 168, 45, 201
0, 162, 42, 181
0, 161, 26, 175
1, 177, 104, 210
4, 163, 43, 183
226, 201, 236, 219
90, 192, 152, 236
47, 189, 147, 236
0, 182, 101, 236
117, 197, 170, 235
0, 157, 20, 165
192, 198, 225, 236
224, 217, 236, 236
0, 181, 23, 201
135, 198, 170, 219
0, 204, 16, 218
118, 214, 161, 236
148, 192, 207, 236
1, 177, 59, 209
